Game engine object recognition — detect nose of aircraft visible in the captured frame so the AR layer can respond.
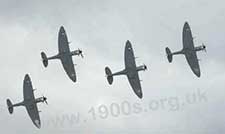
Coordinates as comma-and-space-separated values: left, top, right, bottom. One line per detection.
144, 65, 147, 70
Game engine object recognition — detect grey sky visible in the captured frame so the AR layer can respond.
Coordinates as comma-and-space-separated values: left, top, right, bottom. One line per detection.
0, 0, 224, 134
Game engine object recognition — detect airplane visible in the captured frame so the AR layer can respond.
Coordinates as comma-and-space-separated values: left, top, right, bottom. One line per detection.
165, 22, 206, 77
6, 74, 48, 129
41, 26, 83, 82
105, 40, 147, 99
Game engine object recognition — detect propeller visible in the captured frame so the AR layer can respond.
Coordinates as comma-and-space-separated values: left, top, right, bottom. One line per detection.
78, 48, 84, 58
202, 43, 207, 52
143, 64, 147, 71
42, 96, 48, 105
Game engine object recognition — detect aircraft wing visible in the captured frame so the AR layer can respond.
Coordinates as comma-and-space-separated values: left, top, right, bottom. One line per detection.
23, 74, 41, 128
184, 51, 201, 77
60, 55, 77, 82
183, 22, 201, 77
183, 22, 195, 50
58, 26, 77, 82
25, 101, 41, 128
58, 26, 70, 53
127, 71, 143, 98
23, 74, 35, 101
124, 41, 143, 98
125, 40, 137, 69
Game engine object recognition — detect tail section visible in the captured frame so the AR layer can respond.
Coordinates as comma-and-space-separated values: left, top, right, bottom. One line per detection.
165, 47, 173, 63
6, 99, 14, 114
105, 67, 113, 85
41, 52, 48, 67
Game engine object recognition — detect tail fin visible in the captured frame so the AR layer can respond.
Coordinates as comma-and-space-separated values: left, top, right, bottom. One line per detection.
6, 99, 14, 114
41, 52, 48, 67
165, 47, 173, 63
105, 67, 113, 85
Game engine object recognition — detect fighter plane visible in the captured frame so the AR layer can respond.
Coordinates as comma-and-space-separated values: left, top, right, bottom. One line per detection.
6, 74, 47, 129
41, 26, 83, 82
165, 22, 206, 77
105, 40, 147, 99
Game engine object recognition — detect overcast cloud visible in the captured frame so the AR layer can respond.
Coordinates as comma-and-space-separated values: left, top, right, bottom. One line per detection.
0, 0, 224, 134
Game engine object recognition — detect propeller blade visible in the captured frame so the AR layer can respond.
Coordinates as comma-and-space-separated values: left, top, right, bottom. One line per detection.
78, 48, 84, 58
202, 43, 207, 53
143, 64, 147, 71
42, 95, 48, 105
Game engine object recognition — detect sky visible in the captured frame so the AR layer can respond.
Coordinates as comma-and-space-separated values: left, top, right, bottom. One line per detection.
0, 0, 225, 134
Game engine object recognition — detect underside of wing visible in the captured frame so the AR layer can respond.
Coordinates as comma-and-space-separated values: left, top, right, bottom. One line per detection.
25, 102, 41, 129
184, 51, 201, 77
125, 40, 136, 69
183, 22, 201, 77
60, 55, 76, 82
58, 26, 70, 53
183, 22, 195, 50
127, 71, 143, 99
124, 41, 142, 98
23, 74, 35, 101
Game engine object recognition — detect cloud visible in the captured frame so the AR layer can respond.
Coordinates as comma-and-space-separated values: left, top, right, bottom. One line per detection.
0, 0, 224, 134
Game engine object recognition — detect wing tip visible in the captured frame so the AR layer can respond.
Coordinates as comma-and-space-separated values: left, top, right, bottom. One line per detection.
136, 89, 143, 99
193, 67, 201, 78
24, 74, 30, 80
126, 40, 132, 46
34, 119, 41, 129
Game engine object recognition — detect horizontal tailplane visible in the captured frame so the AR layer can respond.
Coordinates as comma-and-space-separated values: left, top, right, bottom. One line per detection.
41, 52, 48, 67
165, 47, 173, 63
6, 99, 14, 114
105, 67, 113, 85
